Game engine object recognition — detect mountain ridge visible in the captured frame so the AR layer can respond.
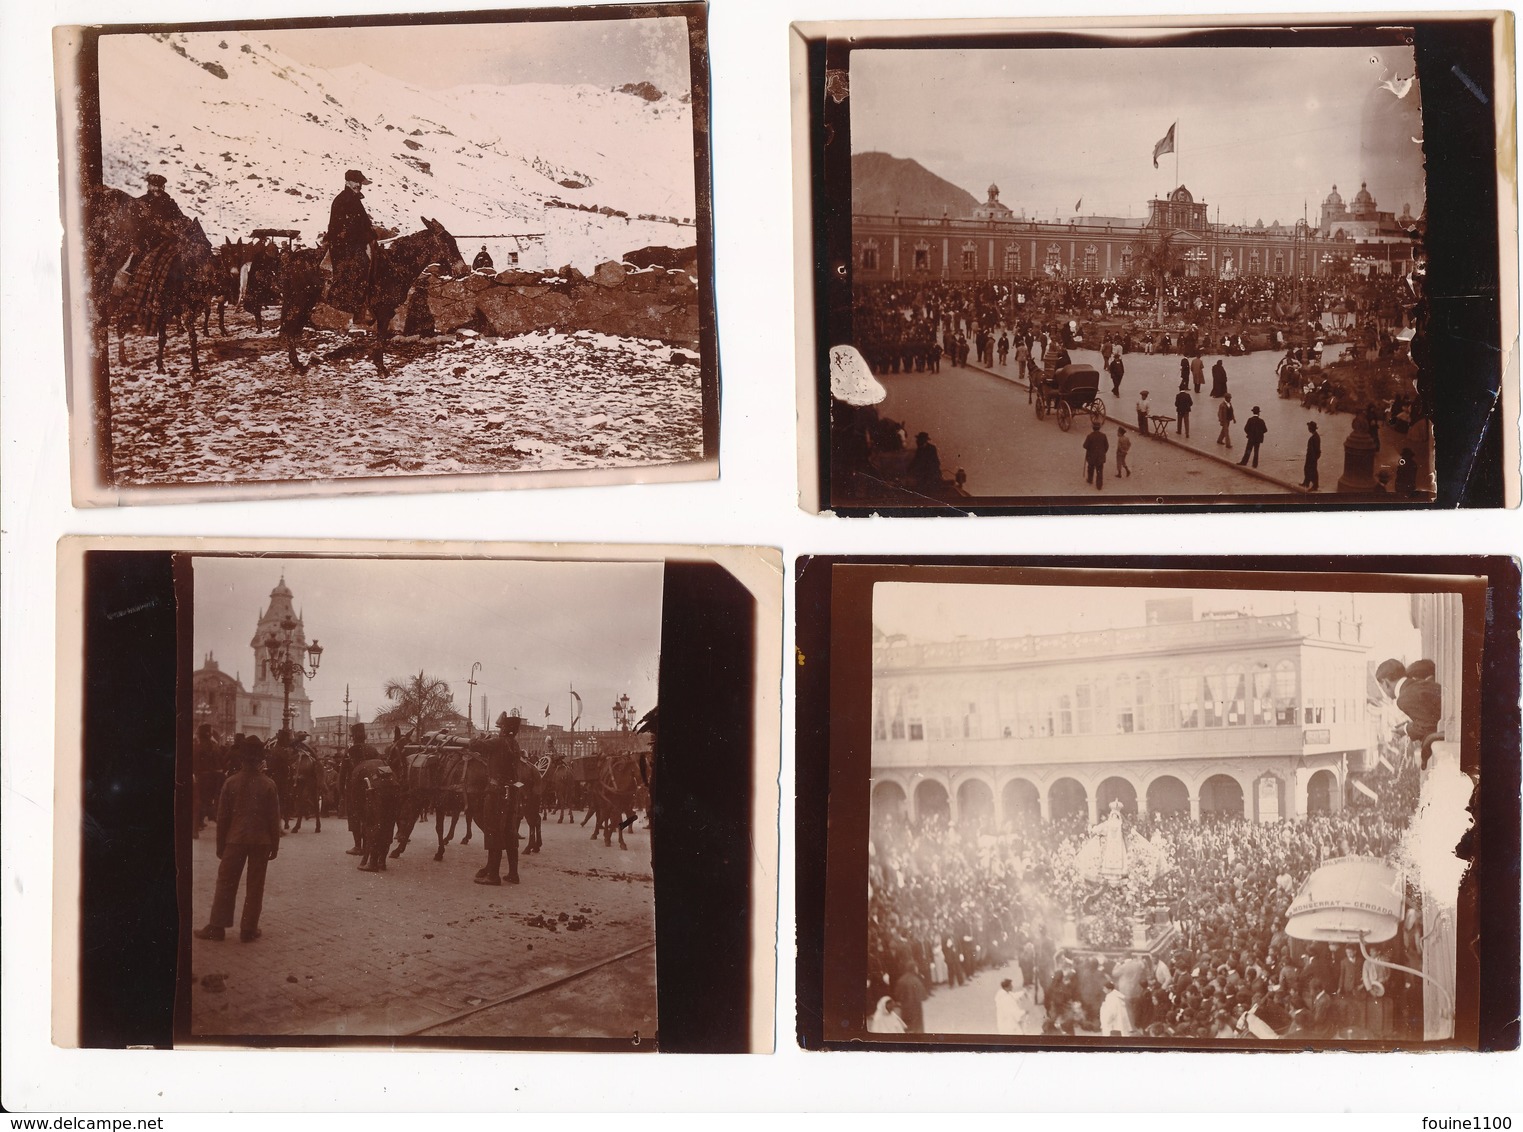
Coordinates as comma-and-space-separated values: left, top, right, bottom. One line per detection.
851, 151, 981, 219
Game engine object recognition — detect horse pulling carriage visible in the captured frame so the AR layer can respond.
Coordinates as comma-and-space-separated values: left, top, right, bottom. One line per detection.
1034, 363, 1107, 431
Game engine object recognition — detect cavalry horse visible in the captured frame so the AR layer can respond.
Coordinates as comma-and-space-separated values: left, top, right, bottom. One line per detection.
278, 216, 467, 377
583, 751, 646, 850
390, 730, 473, 862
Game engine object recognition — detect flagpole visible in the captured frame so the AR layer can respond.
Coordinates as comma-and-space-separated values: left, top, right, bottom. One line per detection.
1175, 119, 1179, 189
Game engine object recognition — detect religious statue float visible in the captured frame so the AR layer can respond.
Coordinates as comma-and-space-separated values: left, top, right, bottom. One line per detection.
1052, 800, 1174, 953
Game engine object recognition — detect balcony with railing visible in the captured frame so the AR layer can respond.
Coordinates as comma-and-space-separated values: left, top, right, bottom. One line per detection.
873, 612, 1362, 672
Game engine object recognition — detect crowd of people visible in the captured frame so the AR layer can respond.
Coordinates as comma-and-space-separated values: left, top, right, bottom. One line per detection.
865, 736, 1429, 1042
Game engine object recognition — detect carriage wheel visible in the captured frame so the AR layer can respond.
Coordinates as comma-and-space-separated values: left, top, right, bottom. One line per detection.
1035, 393, 1047, 420
1090, 397, 1106, 424
1057, 401, 1073, 431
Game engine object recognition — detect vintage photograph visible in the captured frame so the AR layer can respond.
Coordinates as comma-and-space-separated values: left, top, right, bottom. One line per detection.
797, 18, 1515, 511
807, 564, 1493, 1048
58, 7, 716, 502
186, 554, 663, 1042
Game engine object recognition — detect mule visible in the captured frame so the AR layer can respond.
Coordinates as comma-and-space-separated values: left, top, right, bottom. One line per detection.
584, 752, 644, 849
278, 216, 467, 377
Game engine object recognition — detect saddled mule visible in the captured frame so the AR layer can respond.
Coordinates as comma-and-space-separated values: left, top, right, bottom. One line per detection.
114, 215, 222, 375
584, 751, 644, 850
391, 732, 478, 862
83, 185, 139, 372
542, 754, 581, 823
278, 216, 467, 377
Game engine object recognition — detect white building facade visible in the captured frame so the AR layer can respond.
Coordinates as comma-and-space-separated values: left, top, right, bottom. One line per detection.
871, 610, 1371, 828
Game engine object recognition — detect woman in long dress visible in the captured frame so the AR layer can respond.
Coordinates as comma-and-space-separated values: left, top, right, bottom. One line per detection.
931, 940, 948, 985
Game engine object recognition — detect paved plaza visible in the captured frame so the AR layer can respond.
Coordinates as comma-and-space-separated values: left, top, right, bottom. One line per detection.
876, 344, 1419, 498
188, 811, 656, 1041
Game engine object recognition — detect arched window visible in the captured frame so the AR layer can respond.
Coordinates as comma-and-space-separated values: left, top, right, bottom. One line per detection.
1045, 244, 1063, 271
906, 684, 924, 741
1274, 661, 1297, 725
1082, 245, 1099, 275
961, 241, 978, 272
1004, 244, 1022, 274
1252, 667, 1274, 725
1177, 674, 1199, 729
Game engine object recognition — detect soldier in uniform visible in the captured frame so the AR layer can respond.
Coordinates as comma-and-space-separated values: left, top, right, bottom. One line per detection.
356, 758, 401, 873
475, 712, 523, 886
344, 722, 383, 857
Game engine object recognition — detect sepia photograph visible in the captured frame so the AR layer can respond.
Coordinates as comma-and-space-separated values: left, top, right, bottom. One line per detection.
795, 17, 1515, 512
58, 7, 717, 504
54, 540, 780, 1054
184, 555, 662, 1041
799, 560, 1511, 1050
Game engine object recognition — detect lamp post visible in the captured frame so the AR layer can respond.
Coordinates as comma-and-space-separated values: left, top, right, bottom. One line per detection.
466, 661, 482, 734
262, 613, 323, 737
612, 694, 635, 732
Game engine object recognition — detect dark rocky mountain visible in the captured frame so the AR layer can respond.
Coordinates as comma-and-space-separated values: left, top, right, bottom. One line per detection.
851, 152, 980, 219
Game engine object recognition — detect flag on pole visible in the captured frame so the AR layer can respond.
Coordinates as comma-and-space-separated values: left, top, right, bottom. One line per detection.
1153, 122, 1176, 169
1354, 780, 1379, 802
544, 704, 551, 719
570, 689, 582, 729
1377, 753, 1395, 774
1074, 197, 1083, 213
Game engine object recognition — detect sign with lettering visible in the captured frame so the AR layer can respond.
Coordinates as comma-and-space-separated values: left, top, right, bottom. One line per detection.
1304, 728, 1331, 744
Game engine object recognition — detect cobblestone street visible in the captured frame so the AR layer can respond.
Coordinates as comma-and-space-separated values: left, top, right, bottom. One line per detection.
188, 811, 656, 1041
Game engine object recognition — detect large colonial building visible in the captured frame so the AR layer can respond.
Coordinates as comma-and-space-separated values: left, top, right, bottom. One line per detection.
191, 576, 315, 741
853, 182, 1418, 284
870, 603, 1372, 829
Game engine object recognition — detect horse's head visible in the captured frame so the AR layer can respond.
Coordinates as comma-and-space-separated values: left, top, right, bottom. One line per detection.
420, 216, 469, 278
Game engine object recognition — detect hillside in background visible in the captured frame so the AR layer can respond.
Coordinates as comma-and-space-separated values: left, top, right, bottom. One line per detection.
98, 30, 697, 270
851, 152, 981, 219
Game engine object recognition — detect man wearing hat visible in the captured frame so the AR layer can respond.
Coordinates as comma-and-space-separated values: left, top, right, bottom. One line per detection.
1375, 658, 1443, 746
472, 245, 494, 272
1301, 420, 1321, 491
476, 712, 524, 886
194, 737, 282, 943
1238, 406, 1268, 468
327, 169, 378, 318
1082, 417, 1109, 489
344, 722, 384, 857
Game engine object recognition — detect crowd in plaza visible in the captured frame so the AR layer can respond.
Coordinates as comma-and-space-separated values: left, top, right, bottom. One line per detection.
864, 740, 1428, 1042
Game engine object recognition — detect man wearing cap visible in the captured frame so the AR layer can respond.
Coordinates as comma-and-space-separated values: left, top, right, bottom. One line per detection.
135, 172, 187, 257
1238, 406, 1267, 468
327, 169, 378, 317
194, 737, 282, 943
476, 712, 523, 886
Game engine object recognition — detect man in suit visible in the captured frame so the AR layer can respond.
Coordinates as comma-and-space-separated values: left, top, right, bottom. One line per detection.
194, 738, 282, 943
1301, 421, 1321, 490
1238, 406, 1268, 467
1376, 658, 1443, 744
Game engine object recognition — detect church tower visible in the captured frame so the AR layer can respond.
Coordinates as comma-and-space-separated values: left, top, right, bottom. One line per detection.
241, 574, 315, 738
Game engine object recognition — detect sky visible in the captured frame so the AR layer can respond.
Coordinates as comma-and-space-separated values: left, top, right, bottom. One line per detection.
262, 17, 691, 94
192, 556, 663, 730
851, 42, 1426, 226
874, 579, 1424, 664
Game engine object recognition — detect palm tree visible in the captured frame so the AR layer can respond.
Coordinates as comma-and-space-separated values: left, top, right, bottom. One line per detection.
1134, 229, 1188, 323
374, 669, 466, 741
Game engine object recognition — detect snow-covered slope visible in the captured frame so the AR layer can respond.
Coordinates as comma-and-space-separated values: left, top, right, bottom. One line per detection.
98, 30, 698, 270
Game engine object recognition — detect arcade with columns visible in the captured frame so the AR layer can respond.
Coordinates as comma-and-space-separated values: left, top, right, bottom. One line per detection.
870, 604, 1370, 829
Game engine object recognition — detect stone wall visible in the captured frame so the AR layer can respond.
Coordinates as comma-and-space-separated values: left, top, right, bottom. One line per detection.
413, 255, 700, 349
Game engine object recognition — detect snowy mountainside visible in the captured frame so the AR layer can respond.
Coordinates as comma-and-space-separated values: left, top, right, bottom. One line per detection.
98, 30, 697, 269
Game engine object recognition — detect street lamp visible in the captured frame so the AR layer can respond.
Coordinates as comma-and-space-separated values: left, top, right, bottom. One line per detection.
466, 661, 482, 734
612, 693, 635, 732
262, 613, 322, 736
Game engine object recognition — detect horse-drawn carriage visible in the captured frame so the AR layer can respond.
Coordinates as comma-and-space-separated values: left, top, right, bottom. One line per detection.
1034, 363, 1106, 431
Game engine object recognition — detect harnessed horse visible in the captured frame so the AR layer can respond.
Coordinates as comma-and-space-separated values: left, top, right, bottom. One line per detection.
583, 751, 646, 849
390, 731, 481, 862
278, 216, 467, 377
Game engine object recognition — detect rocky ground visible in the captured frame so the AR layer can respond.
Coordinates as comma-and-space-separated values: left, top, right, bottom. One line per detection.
105, 312, 704, 485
